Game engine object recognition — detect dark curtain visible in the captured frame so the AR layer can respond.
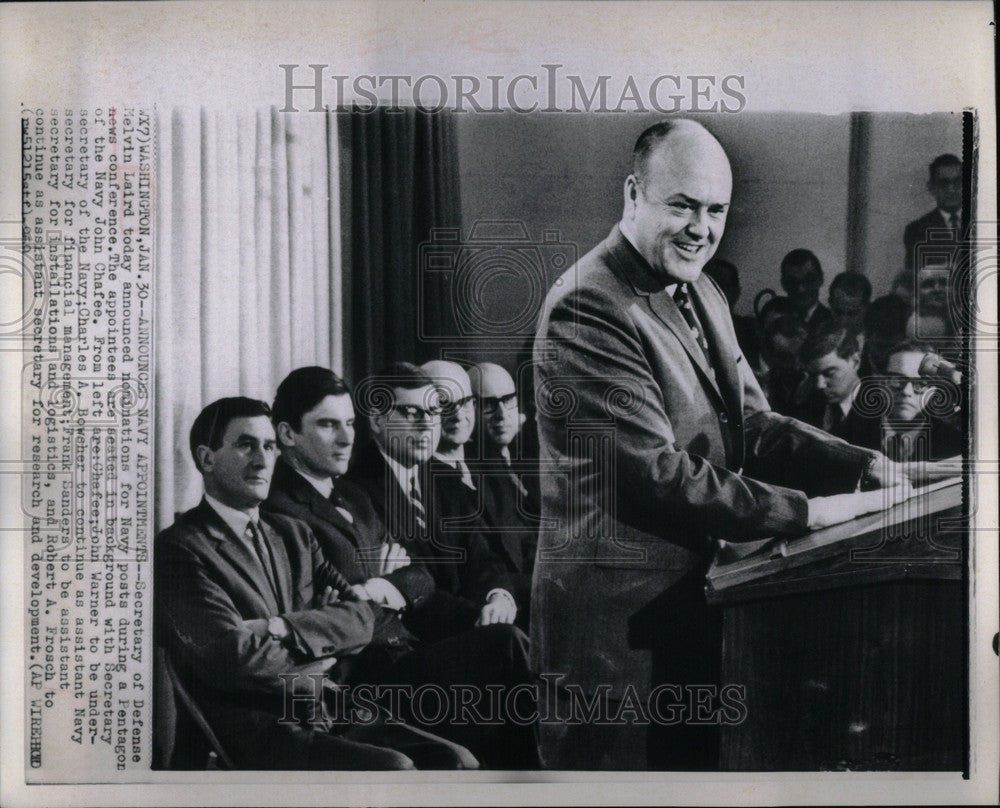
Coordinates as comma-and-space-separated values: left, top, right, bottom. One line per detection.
344, 106, 462, 382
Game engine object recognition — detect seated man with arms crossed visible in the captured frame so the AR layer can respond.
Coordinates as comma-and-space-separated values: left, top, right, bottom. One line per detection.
264, 366, 538, 769
155, 397, 474, 769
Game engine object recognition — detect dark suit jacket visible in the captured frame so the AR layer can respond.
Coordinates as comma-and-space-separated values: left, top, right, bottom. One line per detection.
904, 208, 957, 271
532, 226, 875, 700
345, 445, 507, 639
263, 457, 434, 609
154, 500, 374, 765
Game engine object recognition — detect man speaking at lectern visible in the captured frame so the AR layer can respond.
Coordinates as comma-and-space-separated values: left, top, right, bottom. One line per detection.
531, 119, 909, 770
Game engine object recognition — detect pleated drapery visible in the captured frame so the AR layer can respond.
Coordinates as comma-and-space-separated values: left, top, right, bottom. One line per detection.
154, 107, 342, 529
344, 107, 463, 381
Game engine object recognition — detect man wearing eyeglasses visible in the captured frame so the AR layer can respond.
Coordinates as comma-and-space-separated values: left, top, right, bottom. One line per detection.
904, 154, 963, 274
468, 362, 540, 614
882, 342, 963, 462
347, 362, 518, 638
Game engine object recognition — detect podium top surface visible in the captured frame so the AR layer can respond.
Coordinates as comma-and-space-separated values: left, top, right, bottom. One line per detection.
706, 478, 964, 604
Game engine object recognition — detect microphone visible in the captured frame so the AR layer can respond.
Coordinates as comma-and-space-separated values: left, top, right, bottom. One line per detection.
918, 353, 962, 385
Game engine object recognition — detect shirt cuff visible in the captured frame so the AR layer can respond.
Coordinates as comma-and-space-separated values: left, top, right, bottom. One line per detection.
365, 577, 407, 611
485, 588, 516, 608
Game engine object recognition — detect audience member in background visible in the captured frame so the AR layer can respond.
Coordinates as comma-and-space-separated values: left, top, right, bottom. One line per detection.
882, 341, 963, 462
704, 256, 761, 368
860, 294, 910, 377
890, 270, 915, 312
346, 363, 518, 640
904, 154, 963, 273
800, 325, 881, 450
467, 362, 540, 624
828, 271, 872, 339
780, 248, 831, 335
755, 297, 810, 415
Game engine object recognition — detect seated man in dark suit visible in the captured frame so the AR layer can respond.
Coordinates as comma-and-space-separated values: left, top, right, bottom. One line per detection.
263, 367, 539, 769
756, 304, 811, 417
347, 362, 520, 636
780, 248, 831, 335
155, 397, 475, 770
882, 342, 963, 462
800, 325, 881, 450
904, 153, 963, 273
466, 361, 540, 621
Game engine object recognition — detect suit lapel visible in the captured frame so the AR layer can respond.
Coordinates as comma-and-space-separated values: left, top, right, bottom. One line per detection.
690, 275, 742, 418
259, 518, 291, 613
198, 502, 281, 615
646, 289, 724, 401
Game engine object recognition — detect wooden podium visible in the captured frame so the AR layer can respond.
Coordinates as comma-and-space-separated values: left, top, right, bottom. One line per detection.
706, 480, 967, 771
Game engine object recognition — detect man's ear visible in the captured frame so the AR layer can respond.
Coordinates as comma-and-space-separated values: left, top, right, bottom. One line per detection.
368, 414, 383, 438
276, 421, 295, 448
623, 174, 638, 213
195, 444, 214, 474
849, 352, 861, 371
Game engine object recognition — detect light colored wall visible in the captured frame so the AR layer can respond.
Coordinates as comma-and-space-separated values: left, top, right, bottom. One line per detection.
455, 111, 963, 336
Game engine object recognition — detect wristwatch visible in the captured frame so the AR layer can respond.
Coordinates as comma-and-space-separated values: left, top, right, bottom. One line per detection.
267, 615, 288, 641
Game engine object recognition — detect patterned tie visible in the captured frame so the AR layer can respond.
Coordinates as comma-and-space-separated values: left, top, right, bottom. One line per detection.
673, 284, 711, 356
408, 474, 427, 532
246, 519, 279, 602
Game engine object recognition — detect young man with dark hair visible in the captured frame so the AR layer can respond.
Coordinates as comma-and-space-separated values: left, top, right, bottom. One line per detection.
156, 396, 475, 770
800, 325, 880, 449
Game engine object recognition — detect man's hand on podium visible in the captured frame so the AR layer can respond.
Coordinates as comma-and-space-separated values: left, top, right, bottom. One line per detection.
807, 485, 912, 530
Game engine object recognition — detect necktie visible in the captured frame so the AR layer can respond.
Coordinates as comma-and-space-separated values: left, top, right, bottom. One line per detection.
501, 451, 529, 498
329, 487, 354, 524
408, 474, 427, 532
246, 520, 279, 602
673, 284, 710, 357
457, 459, 476, 491
825, 404, 844, 433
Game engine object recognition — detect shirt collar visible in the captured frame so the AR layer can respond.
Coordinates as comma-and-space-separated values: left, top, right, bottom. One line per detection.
378, 446, 419, 495
204, 493, 259, 538
837, 382, 860, 417
292, 466, 334, 499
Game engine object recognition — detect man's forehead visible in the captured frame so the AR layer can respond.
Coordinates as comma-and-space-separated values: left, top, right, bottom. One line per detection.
223, 415, 275, 441
933, 164, 962, 182
393, 384, 438, 405
644, 138, 732, 199
307, 393, 355, 420
887, 351, 923, 374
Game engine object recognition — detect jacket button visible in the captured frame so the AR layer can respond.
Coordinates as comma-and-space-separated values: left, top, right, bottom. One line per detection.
719, 412, 729, 424
387, 636, 401, 646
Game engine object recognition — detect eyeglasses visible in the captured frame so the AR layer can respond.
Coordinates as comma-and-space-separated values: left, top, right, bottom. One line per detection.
480, 393, 518, 414
885, 376, 931, 394
390, 404, 442, 423
440, 395, 475, 416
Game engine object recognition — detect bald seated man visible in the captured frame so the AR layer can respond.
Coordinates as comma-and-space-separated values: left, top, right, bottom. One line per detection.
532, 118, 913, 770
466, 362, 540, 624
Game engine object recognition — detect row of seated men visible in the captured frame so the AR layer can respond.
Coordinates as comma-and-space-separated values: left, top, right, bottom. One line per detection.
705, 251, 964, 462
155, 361, 543, 770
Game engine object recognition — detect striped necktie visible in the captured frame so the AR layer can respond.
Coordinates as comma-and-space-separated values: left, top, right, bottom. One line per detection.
408, 474, 427, 532
673, 283, 711, 357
